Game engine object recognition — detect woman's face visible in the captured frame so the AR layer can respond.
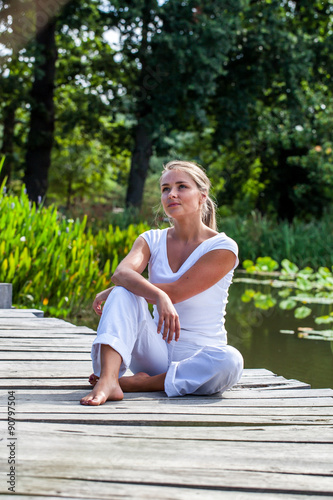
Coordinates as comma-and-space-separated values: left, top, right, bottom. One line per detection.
160, 169, 206, 219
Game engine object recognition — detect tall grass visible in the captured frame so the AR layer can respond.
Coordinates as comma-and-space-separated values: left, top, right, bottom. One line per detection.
0, 180, 148, 317
219, 210, 333, 268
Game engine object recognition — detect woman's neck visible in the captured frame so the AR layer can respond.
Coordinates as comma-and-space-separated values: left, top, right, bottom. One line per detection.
170, 217, 211, 243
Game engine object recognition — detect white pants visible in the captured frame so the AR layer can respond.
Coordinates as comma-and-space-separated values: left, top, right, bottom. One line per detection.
91, 287, 243, 397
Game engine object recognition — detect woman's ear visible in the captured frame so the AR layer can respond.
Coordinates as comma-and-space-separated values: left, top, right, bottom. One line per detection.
200, 192, 207, 205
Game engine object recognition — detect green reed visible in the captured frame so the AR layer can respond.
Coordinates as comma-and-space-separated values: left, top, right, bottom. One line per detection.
220, 210, 333, 268
0, 178, 147, 318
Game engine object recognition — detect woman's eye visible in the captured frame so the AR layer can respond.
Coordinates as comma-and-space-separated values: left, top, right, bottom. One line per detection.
162, 187, 169, 192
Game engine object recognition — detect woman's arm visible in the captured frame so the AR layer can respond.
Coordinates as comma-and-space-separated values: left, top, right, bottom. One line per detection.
154, 249, 237, 304
111, 236, 180, 342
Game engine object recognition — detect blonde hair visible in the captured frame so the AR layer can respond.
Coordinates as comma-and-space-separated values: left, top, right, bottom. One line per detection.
160, 160, 217, 230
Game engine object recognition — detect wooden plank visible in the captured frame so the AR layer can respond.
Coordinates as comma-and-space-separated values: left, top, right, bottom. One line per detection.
0, 351, 90, 360
0, 328, 95, 336
5, 402, 333, 417
1, 388, 332, 407
0, 318, 82, 328
4, 479, 329, 500
1, 360, 92, 378
6, 429, 333, 494
0, 311, 38, 318
6, 410, 333, 425
0, 308, 44, 316
10, 476, 333, 499
12, 421, 333, 443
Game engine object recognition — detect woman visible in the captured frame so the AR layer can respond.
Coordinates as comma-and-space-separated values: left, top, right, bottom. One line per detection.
80, 160, 243, 406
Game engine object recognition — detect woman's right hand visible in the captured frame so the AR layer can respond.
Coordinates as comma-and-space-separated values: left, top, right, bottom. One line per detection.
92, 287, 115, 316
156, 292, 180, 343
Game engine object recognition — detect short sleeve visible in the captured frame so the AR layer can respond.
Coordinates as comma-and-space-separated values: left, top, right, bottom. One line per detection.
140, 229, 154, 250
207, 233, 239, 270
140, 229, 164, 261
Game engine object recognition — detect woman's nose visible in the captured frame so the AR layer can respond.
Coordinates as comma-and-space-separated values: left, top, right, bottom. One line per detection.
168, 189, 177, 198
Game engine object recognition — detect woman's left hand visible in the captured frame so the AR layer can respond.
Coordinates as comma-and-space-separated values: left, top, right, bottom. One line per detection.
93, 287, 115, 316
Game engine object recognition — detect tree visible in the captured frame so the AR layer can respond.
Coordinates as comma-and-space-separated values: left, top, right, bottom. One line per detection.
101, 0, 243, 208
24, 15, 57, 202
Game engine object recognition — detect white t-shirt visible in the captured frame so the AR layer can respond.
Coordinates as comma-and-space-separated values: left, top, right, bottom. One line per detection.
141, 228, 239, 346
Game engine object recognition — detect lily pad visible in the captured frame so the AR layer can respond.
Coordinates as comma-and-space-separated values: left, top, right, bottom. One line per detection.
314, 315, 333, 325
281, 259, 299, 275
241, 289, 256, 303
294, 306, 312, 319
253, 293, 277, 310
279, 299, 297, 310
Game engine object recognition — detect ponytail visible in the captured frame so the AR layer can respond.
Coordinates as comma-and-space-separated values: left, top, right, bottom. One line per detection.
202, 196, 217, 231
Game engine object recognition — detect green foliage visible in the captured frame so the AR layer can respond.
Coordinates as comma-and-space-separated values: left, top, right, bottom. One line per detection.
220, 210, 333, 268
0, 183, 148, 317
242, 256, 279, 273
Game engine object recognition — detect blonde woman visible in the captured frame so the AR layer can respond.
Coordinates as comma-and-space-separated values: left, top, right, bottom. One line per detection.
81, 160, 243, 405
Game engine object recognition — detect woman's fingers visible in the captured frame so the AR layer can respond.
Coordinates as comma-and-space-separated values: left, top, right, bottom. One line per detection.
92, 287, 115, 316
174, 316, 181, 342
160, 312, 179, 343
156, 293, 180, 342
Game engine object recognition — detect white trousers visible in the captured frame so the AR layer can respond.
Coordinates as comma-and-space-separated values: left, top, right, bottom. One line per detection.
91, 287, 243, 397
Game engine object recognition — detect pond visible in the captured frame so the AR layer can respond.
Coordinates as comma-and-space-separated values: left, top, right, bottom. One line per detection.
226, 278, 333, 390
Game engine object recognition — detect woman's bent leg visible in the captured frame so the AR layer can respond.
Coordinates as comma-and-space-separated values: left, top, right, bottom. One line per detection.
91, 286, 168, 378
81, 287, 168, 404
80, 345, 123, 405
165, 344, 243, 397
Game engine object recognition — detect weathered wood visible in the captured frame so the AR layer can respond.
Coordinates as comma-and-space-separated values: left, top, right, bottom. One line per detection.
2, 389, 333, 407
4, 402, 333, 417
1, 308, 333, 500
0, 283, 12, 308
0, 317, 80, 327
0, 328, 95, 336
0, 308, 44, 315
9, 411, 333, 425
13, 421, 333, 443
9, 428, 333, 495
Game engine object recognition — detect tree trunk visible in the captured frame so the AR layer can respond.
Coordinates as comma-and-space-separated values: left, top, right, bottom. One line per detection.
0, 104, 15, 185
126, 123, 152, 208
24, 15, 57, 203
125, 0, 154, 209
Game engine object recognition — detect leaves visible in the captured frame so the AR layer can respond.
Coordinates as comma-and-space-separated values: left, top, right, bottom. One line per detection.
0, 185, 148, 317
294, 306, 312, 319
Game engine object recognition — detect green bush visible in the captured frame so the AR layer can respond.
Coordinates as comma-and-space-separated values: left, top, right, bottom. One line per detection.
0, 180, 148, 318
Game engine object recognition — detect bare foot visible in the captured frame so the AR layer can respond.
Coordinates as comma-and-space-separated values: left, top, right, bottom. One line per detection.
89, 373, 99, 386
119, 372, 152, 392
80, 377, 124, 406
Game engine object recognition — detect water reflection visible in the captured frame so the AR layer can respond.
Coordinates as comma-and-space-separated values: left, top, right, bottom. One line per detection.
226, 282, 333, 389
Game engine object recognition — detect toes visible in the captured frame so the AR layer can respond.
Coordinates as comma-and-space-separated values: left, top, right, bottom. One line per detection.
88, 374, 99, 386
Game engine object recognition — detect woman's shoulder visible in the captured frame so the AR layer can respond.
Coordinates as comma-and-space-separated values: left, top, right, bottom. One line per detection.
140, 227, 168, 248
204, 231, 238, 255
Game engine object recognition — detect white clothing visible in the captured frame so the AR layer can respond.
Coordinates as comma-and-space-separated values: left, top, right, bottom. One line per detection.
91, 229, 243, 397
141, 228, 239, 346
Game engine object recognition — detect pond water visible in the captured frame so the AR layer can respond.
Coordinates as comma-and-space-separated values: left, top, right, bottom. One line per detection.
226, 280, 333, 390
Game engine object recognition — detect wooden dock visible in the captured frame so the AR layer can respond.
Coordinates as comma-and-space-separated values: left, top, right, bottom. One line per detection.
1, 308, 333, 499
